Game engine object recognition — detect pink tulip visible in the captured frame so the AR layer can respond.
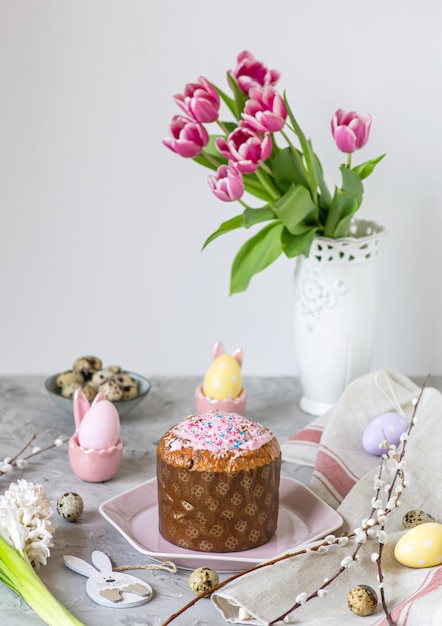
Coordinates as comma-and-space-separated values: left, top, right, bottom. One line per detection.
230, 50, 280, 94
331, 109, 372, 153
241, 86, 287, 133
163, 114, 209, 158
208, 164, 244, 202
215, 126, 272, 173
174, 76, 221, 123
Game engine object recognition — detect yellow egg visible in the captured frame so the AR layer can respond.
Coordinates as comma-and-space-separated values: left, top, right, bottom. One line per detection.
202, 354, 242, 401
394, 522, 442, 568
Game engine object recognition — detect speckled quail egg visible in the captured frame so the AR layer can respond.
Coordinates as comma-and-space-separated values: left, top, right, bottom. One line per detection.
56, 492, 84, 522
98, 379, 124, 402
189, 567, 219, 595
122, 383, 138, 399
347, 584, 378, 616
73, 355, 102, 378
60, 381, 82, 398
115, 373, 138, 399
81, 382, 98, 402
91, 369, 113, 387
56, 370, 84, 389
402, 509, 436, 529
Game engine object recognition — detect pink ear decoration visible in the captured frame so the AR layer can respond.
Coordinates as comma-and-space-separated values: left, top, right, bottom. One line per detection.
232, 348, 243, 367
91, 391, 106, 406
212, 341, 225, 360
73, 389, 92, 430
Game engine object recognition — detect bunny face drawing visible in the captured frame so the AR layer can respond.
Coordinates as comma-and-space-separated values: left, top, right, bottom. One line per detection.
63, 551, 153, 608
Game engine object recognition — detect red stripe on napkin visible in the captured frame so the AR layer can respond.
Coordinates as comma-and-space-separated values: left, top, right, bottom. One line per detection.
286, 424, 324, 445
312, 446, 359, 504
281, 418, 326, 466
373, 566, 442, 626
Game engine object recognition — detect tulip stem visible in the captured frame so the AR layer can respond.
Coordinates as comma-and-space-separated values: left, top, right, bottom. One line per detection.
280, 129, 308, 179
216, 119, 230, 136
254, 167, 280, 201
259, 161, 273, 176
347, 153, 352, 168
283, 93, 319, 206
200, 150, 223, 169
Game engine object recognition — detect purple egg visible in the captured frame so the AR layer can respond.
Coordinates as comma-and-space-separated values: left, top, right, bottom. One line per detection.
362, 412, 409, 456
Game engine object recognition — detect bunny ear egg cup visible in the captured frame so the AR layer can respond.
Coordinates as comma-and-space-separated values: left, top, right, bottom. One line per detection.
68, 390, 123, 482
195, 341, 246, 414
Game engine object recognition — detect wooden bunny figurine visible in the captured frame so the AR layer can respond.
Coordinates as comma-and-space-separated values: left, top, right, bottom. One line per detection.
64, 551, 152, 608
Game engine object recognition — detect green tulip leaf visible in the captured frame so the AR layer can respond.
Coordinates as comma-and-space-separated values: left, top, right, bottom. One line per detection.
223, 75, 248, 120
201, 215, 243, 250
243, 176, 278, 202
353, 154, 386, 180
281, 227, 317, 259
283, 93, 319, 203
340, 165, 364, 205
230, 222, 284, 294
271, 184, 317, 234
324, 189, 360, 238
272, 147, 309, 191
323, 163, 367, 237
314, 152, 332, 209
242, 206, 276, 228
215, 85, 240, 120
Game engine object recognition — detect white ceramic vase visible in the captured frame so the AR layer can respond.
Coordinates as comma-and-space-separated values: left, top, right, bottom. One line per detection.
293, 219, 385, 415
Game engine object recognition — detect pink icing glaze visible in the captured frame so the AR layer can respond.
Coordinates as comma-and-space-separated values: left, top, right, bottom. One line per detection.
167, 410, 274, 455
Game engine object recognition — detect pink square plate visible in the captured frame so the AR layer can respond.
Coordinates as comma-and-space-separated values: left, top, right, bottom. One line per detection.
99, 476, 342, 572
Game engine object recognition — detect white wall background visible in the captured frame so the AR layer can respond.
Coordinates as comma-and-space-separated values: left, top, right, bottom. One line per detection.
0, 0, 440, 378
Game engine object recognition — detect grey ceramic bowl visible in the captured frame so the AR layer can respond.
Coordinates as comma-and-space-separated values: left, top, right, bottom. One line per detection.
44, 371, 151, 419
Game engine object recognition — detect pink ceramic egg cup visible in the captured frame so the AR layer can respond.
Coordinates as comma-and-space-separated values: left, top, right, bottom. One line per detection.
68, 433, 123, 482
69, 388, 122, 482
194, 385, 246, 415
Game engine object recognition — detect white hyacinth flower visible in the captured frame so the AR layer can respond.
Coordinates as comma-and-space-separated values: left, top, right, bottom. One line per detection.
0, 480, 84, 625
0, 479, 54, 568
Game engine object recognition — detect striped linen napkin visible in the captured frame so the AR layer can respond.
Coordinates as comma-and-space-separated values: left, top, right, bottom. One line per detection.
212, 369, 442, 624
280, 414, 327, 467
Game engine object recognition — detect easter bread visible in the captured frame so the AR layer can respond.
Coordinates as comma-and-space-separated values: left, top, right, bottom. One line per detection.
156, 410, 281, 552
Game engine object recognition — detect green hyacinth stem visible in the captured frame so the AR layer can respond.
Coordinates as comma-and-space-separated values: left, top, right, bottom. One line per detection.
0, 537, 85, 626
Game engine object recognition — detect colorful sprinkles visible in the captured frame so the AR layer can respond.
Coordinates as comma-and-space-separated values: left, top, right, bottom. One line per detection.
167, 410, 274, 456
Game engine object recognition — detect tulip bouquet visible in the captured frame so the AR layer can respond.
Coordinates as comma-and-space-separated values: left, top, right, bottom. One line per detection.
163, 51, 385, 294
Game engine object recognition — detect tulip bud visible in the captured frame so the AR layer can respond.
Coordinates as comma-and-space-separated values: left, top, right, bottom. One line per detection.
163, 115, 209, 158
242, 86, 287, 133
174, 77, 220, 124
331, 109, 372, 153
215, 127, 272, 173
229, 50, 280, 94
208, 164, 244, 202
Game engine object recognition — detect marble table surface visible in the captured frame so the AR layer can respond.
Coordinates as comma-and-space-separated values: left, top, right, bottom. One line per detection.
0, 375, 317, 626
